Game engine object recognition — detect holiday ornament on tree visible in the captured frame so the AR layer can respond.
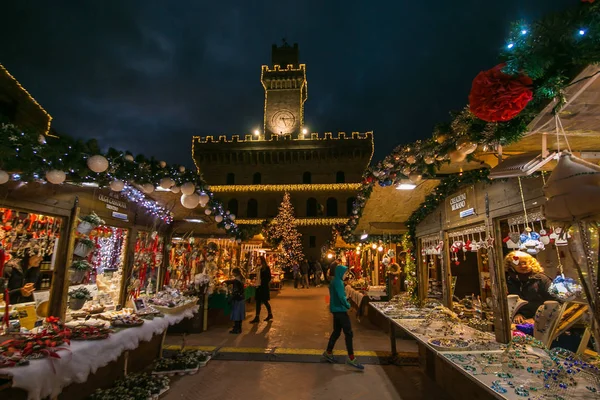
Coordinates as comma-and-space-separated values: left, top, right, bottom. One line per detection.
263, 192, 304, 270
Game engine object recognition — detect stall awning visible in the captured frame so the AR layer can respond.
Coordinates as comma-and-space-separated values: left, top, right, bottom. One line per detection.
488, 151, 557, 179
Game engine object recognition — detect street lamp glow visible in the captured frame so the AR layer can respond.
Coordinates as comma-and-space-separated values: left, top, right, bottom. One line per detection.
378, 246, 384, 252
302, 128, 308, 135
254, 129, 260, 135
371, 243, 377, 250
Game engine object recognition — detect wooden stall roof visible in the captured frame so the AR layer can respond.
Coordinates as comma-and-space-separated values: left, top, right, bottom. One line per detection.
353, 179, 440, 235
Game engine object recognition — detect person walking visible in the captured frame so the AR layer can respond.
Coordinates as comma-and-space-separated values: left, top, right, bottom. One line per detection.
292, 262, 301, 289
250, 256, 273, 323
322, 261, 364, 370
314, 259, 323, 287
300, 259, 310, 289
224, 268, 246, 334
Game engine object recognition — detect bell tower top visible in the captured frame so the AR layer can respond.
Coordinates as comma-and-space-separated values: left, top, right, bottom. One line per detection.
272, 40, 299, 68
261, 41, 307, 140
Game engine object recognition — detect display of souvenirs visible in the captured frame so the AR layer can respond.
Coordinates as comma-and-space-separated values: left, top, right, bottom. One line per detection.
111, 314, 144, 327
130, 231, 164, 299
89, 226, 127, 276
0, 208, 61, 258
70, 325, 112, 340
147, 287, 197, 314
428, 279, 442, 299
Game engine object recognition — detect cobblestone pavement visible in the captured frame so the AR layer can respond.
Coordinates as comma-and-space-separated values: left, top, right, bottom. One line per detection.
163, 361, 448, 400
166, 284, 416, 354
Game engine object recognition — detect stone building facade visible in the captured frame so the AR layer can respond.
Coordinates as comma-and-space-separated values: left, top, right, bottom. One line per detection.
192, 42, 373, 260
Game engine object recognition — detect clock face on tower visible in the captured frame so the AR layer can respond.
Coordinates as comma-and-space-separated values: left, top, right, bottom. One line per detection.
271, 109, 296, 134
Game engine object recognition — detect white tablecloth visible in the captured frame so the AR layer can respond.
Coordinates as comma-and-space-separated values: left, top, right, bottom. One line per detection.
4, 307, 197, 400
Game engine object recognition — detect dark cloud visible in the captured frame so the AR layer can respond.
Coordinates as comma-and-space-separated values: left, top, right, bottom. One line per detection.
1, 0, 574, 165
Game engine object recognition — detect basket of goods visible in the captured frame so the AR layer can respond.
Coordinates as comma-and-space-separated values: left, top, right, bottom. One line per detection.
147, 288, 198, 314
111, 314, 144, 328
70, 325, 113, 340
77, 212, 105, 235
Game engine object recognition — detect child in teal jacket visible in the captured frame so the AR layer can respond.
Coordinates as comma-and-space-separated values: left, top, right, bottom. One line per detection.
323, 263, 364, 370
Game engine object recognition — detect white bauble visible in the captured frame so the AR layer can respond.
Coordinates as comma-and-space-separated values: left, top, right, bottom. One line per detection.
38, 134, 46, 145
159, 177, 175, 189
424, 156, 435, 165
180, 193, 200, 209
179, 166, 186, 173
409, 173, 423, 183
110, 180, 125, 192
124, 154, 134, 162
170, 186, 181, 194
0, 170, 9, 185
205, 208, 212, 215
236, 238, 242, 244
456, 138, 477, 155
87, 155, 109, 173
449, 150, 467, 163
180, 182, 195, 195
226, 210, 230, 215
46, 170, 66, 184
406, 155, 416, 164
225, 224, 231, 230
402, 167, 411, 176
230, 214, 236, 221
199, 193, 209, 207
141, 183, 155, 194
215, 215, 223, 223
159, 161, 167, 168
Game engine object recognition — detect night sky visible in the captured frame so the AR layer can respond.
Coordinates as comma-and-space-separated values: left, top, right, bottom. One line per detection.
1, 1, 574, 166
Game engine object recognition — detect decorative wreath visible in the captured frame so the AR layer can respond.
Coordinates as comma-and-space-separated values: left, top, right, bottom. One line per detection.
387, 263, 401, 275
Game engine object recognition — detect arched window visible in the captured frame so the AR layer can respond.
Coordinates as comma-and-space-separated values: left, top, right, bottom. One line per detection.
336, 171, 345, 183
326, 198, 338, 217
303, 172, 311, 184
253, 172, 261, 184
306, 198, 317, 217
226, 173, 235, 185
346, 197, 356, 216
227, 199, 238, 216
247, 199, 258, 218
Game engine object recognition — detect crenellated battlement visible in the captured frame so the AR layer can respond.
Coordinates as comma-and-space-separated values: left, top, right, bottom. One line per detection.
194, 131, 373, 144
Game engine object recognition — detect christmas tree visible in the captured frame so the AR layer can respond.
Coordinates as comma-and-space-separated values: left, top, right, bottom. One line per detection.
264, 192, 304, 270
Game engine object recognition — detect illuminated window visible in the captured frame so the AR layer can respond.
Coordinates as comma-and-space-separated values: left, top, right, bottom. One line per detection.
326, 198, 338, 217
306, 198, 317, 217
336, 171, 345, 183
303, 172, 311, 184
228, 198, 238, 216
253, 172, 261, 184
247, 199, 258, 218
226, 173, 235, 185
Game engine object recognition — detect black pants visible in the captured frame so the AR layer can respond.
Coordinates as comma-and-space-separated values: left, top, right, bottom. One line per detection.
326, 312, 354, 356
255, 298, 272, 316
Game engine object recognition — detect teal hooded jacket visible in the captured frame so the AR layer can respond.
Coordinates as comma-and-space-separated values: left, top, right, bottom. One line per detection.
329, 265, 351, 313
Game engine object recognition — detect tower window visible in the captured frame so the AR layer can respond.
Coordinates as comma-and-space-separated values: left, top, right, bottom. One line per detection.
303, 172, 311, 184
253, 172, 262, 184
247, 199, 258, 218
306, 198, 317, 217
226, 173, 235, 185
228, 199, 239, 216
346, 197, 356, 216
309, 236, 316, 248
326, 198, 338, 217
336, 171, 345, 183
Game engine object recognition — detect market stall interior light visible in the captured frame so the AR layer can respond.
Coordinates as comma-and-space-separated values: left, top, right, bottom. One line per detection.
155, 186, 171, 192
371, 243, 377, 249
377, 246, 384, 252
396, 182, 416, 190
327, 253, 333, 259
183, 218, 205, 224
81, 182, 99, 188
360, 231, 368, 240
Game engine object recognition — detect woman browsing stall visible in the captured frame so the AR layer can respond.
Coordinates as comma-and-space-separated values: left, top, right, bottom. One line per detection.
505, 251, 554, 324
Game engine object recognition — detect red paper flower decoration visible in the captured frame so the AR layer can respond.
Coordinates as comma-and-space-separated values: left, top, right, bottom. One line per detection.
469, 63, 533, 122
582, 0, 595, 4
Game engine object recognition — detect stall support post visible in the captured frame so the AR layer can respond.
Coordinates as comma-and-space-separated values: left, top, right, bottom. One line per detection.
157, 226, 173, 291
120, 226, 139, 307
487, 193, 511, 343
389, 319, 397, 358
442, 231, 453, 310
49, 197, 80, 319
417, 238, 427, 304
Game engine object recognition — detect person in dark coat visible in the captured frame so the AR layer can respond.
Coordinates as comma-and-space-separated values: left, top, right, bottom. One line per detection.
505, 251, 555, 324
3, 255, 38, 304
250, 256, 273, 323
300, 259, 310, 288
224, 268, 246, 334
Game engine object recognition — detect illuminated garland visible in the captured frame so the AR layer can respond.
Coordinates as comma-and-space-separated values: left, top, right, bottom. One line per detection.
210, 183, 362, 192
236, 217, 349, 226
401, 234, 418, 300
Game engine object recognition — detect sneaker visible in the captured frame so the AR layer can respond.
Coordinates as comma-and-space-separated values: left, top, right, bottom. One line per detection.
322, 351, 335, 363
346, 357, 365, 370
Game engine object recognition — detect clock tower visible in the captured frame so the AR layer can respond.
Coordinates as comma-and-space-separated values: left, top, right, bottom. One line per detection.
261, 41, 307, 140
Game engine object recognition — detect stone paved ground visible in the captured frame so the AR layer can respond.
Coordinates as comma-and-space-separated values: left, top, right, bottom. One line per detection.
163, 284, 443, 400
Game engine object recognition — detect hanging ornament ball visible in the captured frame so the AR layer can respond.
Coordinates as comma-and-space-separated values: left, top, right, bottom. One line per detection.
409, 173, 423, 183
180, 193, 200, 209
406, 155, 416, 164
449, 150, 467, 163
46, 169, 66, 184
436, 154, 446, 161
124, 154, 134, 162
159, 177, 175, 189
230, 214, 236, 221
226, 210, 231, 215
236, 238, 242, 244
0, 170, 9, 185
179, 166, 186, 173
436, 134, 448, 144
109, 180, 125, 192
159, 161, 167, 168
87, 155, 109, 173
424, 156, 435, 165
225, 224, 231, 230
141, 183, 155, 194
215, 215, 224, 223
38, 134, 47, 145
456, 137, 478, 155
199, 193, 210, 207
204, 208, 212, 215
170, 186, 181, 194
402, 167, 412, 176
180, 182, 195, 195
